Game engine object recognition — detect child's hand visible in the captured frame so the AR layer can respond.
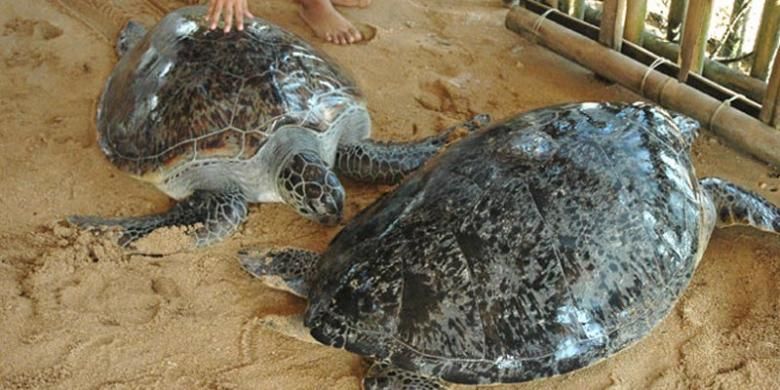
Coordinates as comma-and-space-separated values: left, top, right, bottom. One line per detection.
206, 0, 254, 32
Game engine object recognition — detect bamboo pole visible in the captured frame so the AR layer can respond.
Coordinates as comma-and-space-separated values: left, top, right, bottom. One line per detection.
599, 0, 627, 51
760, 49, 780, 128
505, 6, 780, 167
641, 34, 764, 103
623, 0, 647, 44
750, 0, 780, 81
666, 0, 687, 41
560, 0, 585, 19
523, 0, 763, 115
570, 0, 585, 19
581, 6, 766, 103
678, 0, 713, 82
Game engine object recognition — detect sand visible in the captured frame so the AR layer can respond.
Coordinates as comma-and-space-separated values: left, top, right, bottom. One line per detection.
1, 0, 780, 389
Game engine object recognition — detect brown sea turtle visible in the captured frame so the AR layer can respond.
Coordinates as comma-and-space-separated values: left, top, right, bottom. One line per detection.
69, 6, 488, 247
239, 102, 780, 388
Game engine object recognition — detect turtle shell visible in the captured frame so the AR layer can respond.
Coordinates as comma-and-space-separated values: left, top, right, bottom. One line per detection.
97, 6, 362, 179
304, 102, 704, 384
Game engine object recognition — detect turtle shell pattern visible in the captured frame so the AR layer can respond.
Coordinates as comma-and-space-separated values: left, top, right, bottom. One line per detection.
304, 102, 703, 384
97, 6, 361, 178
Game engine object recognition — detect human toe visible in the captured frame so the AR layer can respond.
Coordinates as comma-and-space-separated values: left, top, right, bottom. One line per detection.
348, 27, 362, 42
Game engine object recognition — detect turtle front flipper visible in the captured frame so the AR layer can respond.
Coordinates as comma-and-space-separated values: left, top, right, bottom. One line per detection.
700, 177, 780, 233
69, 188, 248, 248
238, 247, 320, 297
335, 113, 491, 184
116, 21, 147, 57
363, 362, 449, 390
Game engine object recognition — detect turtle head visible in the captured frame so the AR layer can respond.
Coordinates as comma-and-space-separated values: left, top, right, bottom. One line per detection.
276, 150, 344, 225
238, 247, 320, 297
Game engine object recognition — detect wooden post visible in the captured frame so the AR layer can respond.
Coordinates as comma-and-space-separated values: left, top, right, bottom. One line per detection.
505, 6, 780, 167
750, 0, 780, 81
760, 49, 780, 128
560, 0, 585, 19
599, 0, 627, 51
571, 0, 585, 19
666, 0, 687, 41
678, 0, 713, 82
623, 0, 647, 44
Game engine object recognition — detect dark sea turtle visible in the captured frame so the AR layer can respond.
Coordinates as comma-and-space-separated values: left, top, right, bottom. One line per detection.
69, 6, 488, 247
239, 102, 780, 388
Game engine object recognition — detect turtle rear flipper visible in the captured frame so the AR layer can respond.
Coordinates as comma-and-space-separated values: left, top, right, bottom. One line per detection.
69, 188, 248, 248
700, 177, 780, 233
117, 20, 147, 57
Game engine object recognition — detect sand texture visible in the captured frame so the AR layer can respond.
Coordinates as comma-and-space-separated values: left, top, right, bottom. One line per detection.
2, 0, 780, 389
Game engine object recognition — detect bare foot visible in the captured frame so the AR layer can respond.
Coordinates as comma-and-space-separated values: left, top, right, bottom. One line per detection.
299, 0, 363, 45
332, 0, 372, 7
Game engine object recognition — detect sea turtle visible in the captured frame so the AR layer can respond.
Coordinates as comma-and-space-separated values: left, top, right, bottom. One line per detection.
69, 6, 489, 247
238, 102, 780, 388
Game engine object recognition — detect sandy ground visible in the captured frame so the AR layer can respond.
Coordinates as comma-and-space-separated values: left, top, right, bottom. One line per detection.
1, 0, 780, 389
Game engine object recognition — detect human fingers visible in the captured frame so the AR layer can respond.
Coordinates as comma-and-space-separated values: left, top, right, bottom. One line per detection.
245, 0, 255, 18
211, 0, 225, 30
224, 1, 234, 33
206, 0, 217, 27
236, 1, 244, 31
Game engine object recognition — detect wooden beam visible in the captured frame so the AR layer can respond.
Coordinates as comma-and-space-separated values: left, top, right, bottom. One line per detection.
623, 0, 647, 44
666, 0, 687, 41
505, 6, 780, 167
750, 0, 780, 81
678, 0, 713, 82
760, 48, 780, 128
599, 0, 627, 51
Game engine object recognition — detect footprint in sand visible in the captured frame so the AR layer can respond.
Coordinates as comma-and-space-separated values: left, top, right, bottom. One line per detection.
414, 79, 472, 115
354, 22, 377, 43
2, 19, 63, 69
2, 18, 63, 40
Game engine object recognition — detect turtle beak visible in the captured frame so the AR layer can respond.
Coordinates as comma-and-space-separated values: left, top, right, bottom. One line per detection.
313, 189, 343, 225
317, 213, 342, 226
238, 248, 273, 278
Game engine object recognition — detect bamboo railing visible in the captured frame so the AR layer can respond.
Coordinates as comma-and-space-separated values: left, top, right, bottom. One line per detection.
506, 1, 780, 167
524, 0, 780, 130
751, 0, 780, 81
